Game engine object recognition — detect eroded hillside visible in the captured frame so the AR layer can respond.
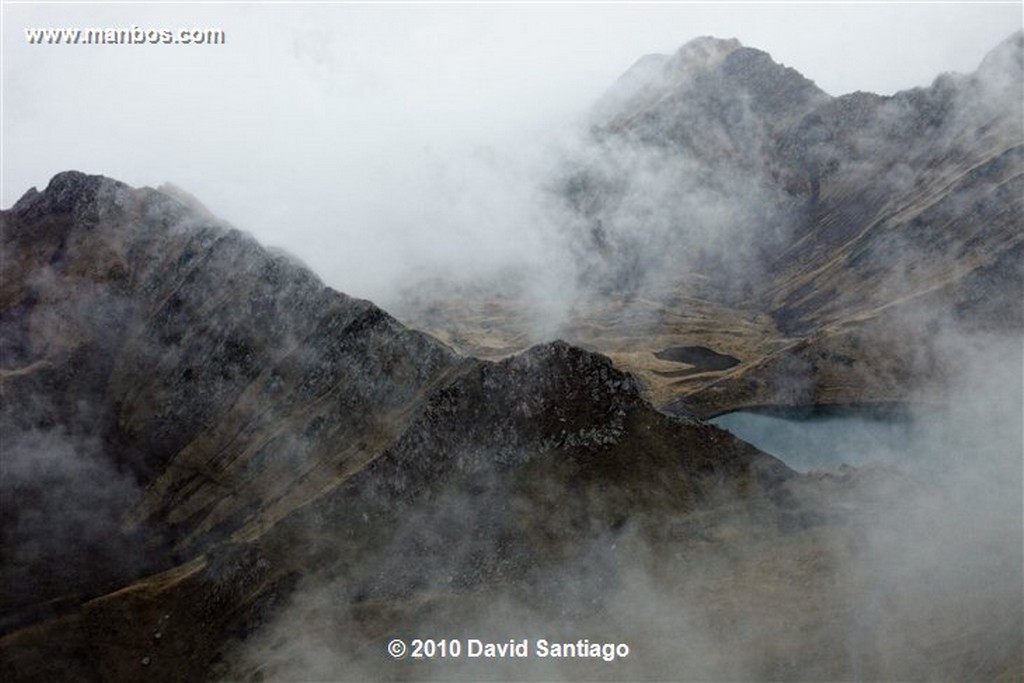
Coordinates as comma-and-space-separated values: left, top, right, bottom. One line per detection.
1, 172, 793, 681
395, 32, 1024, 417
1, 32, 1021, 683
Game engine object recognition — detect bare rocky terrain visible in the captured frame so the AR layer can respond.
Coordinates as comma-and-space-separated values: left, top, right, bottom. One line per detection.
1, 171, 795, 680
395, 32, 1024, 418
1, 31, 1021, 683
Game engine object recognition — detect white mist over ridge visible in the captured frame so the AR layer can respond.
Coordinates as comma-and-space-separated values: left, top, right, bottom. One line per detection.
2, 166, 1018, 681
229, 329, 1021, 681
4, 4, 1020, 305
2, 5, 1022, 681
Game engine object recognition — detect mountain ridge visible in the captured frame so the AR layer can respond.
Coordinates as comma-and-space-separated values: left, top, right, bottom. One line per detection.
1, 170, 794, 680
398, 30, 1023, 417
2, 30, 1021, 682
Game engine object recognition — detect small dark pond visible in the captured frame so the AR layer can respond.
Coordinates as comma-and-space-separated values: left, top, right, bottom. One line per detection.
653, 346, 740, 377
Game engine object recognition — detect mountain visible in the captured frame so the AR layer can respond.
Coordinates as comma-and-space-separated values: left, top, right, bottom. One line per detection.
1, 172, 793, 680
683, 31, 1023, 415
398, 32, 1023, 417
2, 32, 1021, 682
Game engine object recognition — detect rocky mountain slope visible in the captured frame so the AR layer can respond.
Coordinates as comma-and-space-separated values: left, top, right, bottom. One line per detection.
1, 172, 794, 680
2, 32, 1020, 683
397, 31, 1023, 417
2, 167, 1018, 681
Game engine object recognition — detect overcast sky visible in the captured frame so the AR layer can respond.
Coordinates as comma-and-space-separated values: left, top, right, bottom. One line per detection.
3, 2, 1021, 301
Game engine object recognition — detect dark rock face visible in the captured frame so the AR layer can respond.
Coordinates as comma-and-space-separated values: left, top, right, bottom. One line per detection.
4, 32, 1021, 683
561, 37, 832, 299
551, 32, 1024, 414
0, 172, 790, 680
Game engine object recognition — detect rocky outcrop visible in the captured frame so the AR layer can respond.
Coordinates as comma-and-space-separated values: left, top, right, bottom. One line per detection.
0, 172, 791, 680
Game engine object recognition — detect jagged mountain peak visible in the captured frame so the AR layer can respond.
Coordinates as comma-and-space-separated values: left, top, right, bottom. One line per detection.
595, 35, 827, 132
10, 170, 126, 219
591, 36, 741, 126
665, 35, 743, 72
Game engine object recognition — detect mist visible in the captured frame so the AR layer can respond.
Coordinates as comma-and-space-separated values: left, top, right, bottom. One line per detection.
227, 326, 1021, 681
3, 3, 1020, 309
3, 4, 1022, 682
0, 426, 149, 633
